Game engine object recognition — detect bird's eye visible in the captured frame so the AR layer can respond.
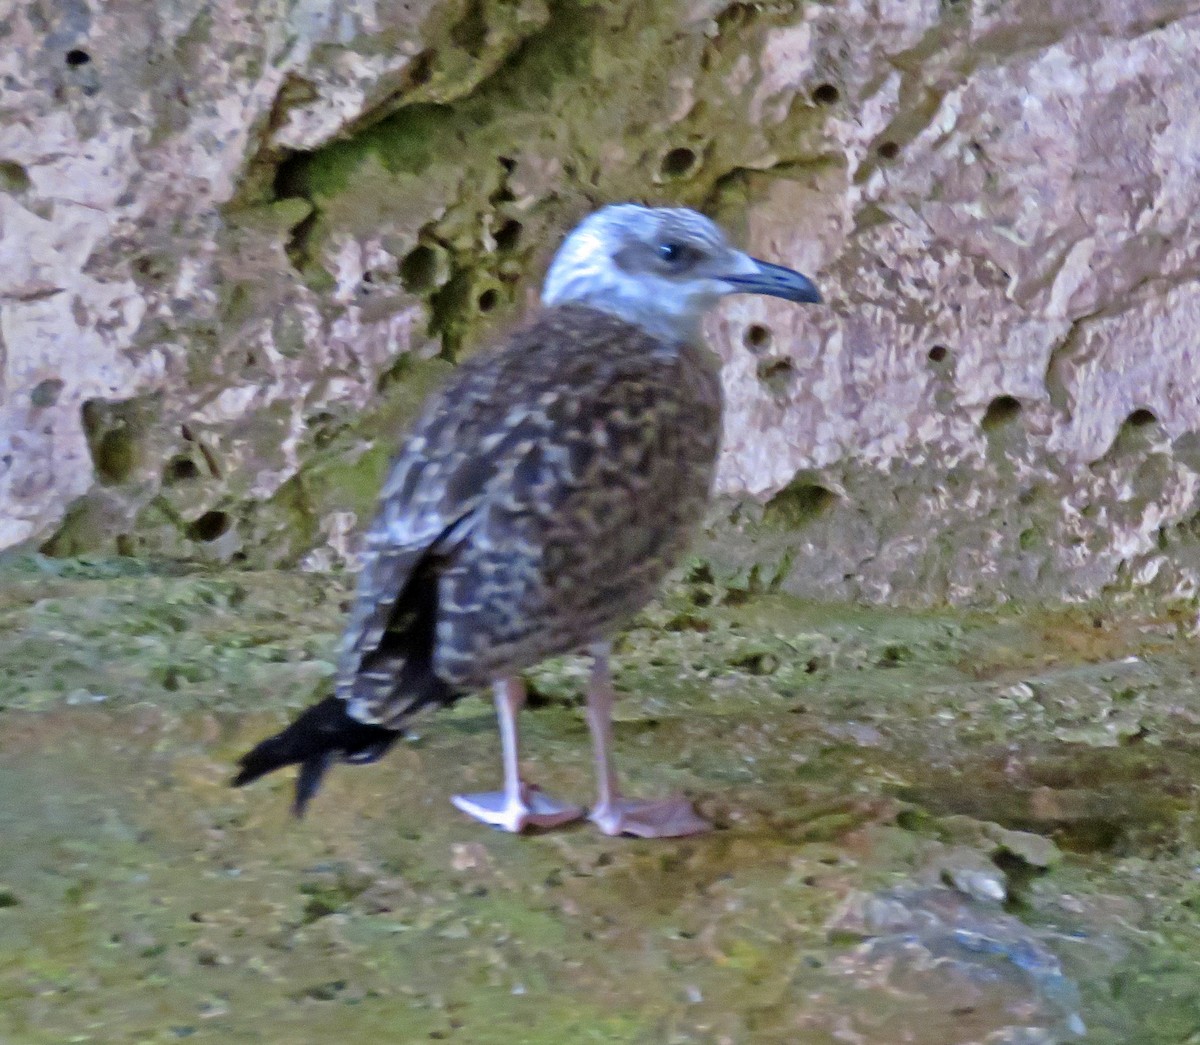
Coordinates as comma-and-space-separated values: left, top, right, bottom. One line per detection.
657, 241, 699, 269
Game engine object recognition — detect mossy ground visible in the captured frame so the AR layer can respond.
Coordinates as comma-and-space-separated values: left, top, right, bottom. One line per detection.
2, 556, 1200, 1042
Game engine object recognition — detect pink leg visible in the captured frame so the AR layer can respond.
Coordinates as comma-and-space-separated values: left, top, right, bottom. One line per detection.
586, 642, 710, 838
452, 677, 584, 833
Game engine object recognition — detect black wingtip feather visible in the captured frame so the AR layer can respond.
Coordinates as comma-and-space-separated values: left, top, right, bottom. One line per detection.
231, 696, 398, 813
292, 752, 334, 818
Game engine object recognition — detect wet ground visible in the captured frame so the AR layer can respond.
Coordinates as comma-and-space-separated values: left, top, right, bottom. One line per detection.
1, 554, 1199, 1043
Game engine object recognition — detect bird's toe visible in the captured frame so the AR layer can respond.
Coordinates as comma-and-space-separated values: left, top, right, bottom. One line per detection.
588, 794, 711, 838
451, 784, 584, 833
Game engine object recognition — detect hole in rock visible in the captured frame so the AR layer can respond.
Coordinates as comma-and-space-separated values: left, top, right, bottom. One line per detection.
981, 395, 1022, 432
400, 245, 438, 293
744, 324, 772, 351
660, 147, 699, 179
30, 378, 64, 407
186, 511, 231, 543
494, 218, 522, 252
165, 456, 201, 483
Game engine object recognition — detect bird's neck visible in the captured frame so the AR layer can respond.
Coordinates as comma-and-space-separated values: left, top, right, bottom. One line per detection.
541, 266, 703, 346
578, 296, 702, 345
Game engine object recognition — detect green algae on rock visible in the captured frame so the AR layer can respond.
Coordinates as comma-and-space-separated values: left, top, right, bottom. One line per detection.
3, 555, 1200, 1041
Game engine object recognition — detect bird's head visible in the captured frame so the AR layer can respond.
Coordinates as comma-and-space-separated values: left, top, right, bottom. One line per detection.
541, 203, 821, 344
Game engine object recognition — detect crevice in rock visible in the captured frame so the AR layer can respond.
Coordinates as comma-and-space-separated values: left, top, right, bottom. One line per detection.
493, 217, 522, 252
81, 398, 156, 486
399, 243, 443, 294
704, 155, 842, 223
271, 151, 321, 273
235, 0, 571, 215
163, 456, 201, 484
756, 356, 795, 394
39, 499, 105, 558
185, 510, 232, 543
338, 51, 441, 139
252, 0, 590, 305
762, 479, 838, 530
271, 0, 581, 189
177, 424, 222, 481
272, 148, 312, 202
426, 263, 477, 360
264, 74, 319, 141
450, 0, 489, 59
1043, 314, 1092, 419
711, 2, 763, 38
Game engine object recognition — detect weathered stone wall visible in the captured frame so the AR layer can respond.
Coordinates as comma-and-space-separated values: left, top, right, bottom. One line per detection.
3, 0, 1199, 603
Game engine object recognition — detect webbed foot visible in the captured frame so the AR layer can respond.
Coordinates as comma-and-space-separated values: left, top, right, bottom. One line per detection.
452, 783, 584, 833
589, 794, 710, 838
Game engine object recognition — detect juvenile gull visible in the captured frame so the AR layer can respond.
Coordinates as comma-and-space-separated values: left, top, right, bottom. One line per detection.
233, 204, 821, 837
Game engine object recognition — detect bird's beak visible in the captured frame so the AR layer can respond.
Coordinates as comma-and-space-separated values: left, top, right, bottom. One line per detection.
719, 253, 822, 304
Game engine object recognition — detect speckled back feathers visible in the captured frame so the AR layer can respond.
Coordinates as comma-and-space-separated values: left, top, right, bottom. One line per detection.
336, 303, 722, 727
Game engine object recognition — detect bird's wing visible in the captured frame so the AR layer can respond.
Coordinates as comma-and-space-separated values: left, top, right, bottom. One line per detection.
332, 310, 592, 717
332, 356, 507, 718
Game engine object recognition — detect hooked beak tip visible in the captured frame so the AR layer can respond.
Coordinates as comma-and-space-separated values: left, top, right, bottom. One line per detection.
723, 257, 822, 305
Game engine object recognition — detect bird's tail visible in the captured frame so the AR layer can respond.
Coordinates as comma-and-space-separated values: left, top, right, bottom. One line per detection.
232, 695, 399, 817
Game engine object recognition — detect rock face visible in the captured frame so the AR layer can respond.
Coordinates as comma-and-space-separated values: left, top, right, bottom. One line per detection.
3, 0, 1199, 602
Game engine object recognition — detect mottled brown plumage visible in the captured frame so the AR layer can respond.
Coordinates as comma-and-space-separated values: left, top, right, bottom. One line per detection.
342, 303, 721, 724
234, 203, 820, 834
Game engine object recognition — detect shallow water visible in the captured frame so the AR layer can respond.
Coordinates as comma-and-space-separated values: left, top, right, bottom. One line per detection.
2, 555, 1199, 1043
